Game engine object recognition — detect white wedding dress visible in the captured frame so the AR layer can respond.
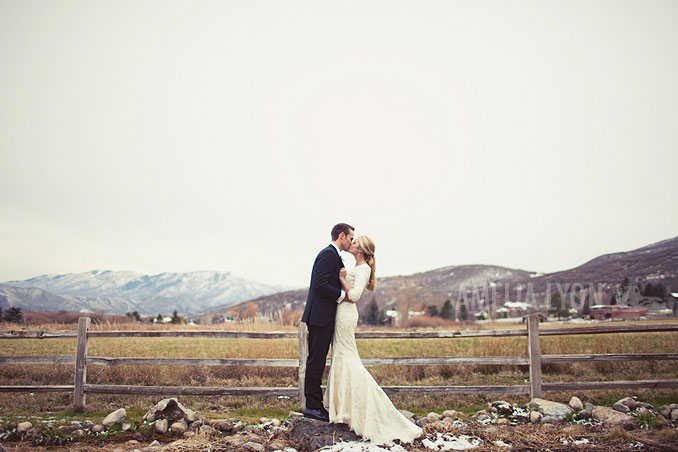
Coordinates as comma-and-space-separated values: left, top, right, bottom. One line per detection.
324, 263, 422, 444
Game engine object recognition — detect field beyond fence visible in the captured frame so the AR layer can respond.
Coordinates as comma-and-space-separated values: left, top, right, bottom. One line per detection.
2, 316, 678, 417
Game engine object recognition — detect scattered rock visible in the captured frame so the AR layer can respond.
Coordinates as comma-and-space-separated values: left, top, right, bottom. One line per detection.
92, 424, 105, 433
530, 410, 542, 423
271, 419, 281, 427
72, 429, 85, 437
592, 406, 635, 427
568, 397, 584, 411
182, 431, 195, 439
288, 411, 303, 418
16, 422, 32, 433
528, 398, 573, 421
143, 398, 197, 423
540, 416, 563, 424
490, 401, 514, 416
442, 417, 456, 424
267, 439, 290, 451
496, 418, 509, 425
672, 410, 678, 422
637, 407, 651, 418
126, 440, 141, 447
617, 397, 639, 410
103, 408, 127, 427
170, 420, 188, 435
154, 419, 168, 434
417, 417, 432, 427
657, 414, 670, 425
199, 425, 217, 436
427, 412, 442, 422
442, 409, 458, 418
659, 405, 672, 418
613, 403, 631, 414
121, 421, 134, 432
243, 442, 265, 452
288, 418, 362, 452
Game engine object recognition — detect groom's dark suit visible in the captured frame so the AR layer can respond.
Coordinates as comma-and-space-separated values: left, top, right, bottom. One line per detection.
301, 244, 344, 411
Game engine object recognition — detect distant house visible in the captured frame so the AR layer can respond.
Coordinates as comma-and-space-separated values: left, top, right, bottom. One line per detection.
589, 305, 647, 320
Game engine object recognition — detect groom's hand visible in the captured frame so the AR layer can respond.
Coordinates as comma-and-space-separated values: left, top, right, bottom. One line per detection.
339, 268, 347, 278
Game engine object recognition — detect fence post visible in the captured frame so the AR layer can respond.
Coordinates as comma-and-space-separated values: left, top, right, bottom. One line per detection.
298, 321, 308, 410
527, 314, 542, 399
74, 316, 91, 412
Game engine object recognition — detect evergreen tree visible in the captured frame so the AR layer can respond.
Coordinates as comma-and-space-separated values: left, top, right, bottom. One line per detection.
132, 311, 141, 322
366, 298, 380, 325
582, 293, 591, 317
459, 299, 468, 321
427, 305, 439, 317
654, 283, 668, 303
0, 306, 3, 322
156, 313, 163, 323
610, 293, 617, 305
440, 300, 453, 319
171, 310, 180, 324
642, 283, 655, 297
4, 307, 23, 324
550, 291, 563, 319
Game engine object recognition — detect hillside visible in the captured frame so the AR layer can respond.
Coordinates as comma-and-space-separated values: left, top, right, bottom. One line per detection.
215, 236, 678, 319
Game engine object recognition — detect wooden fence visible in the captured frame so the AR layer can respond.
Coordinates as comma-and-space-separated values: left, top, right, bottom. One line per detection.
1, 315, 678, 412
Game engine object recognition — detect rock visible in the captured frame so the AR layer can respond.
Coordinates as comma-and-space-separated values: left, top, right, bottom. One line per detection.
575, 408, 593, 420
72, 429, 85, 437
417, 417, 431, 427
143, 398, 197, 423
268, 439, 290, 451
669, 404, 678, 411
288, 418, 362, 452
530, 411, 542, 423
182, 431, 195, 438
154, 419, 168, 434
271, 419, 281, 427
190, 419, 204, 431
442, 417, 456, 424
442, 410, 458, 418
427, 412, 441, 422
637, 407, 652, 417
243, 442, 265, 452
288, 411, 303, 418
210, 420, 233, 433
613, 403, 631, 413
199, 425, 217, 436
616, 397, 639, 410
149, 440, 161, 447
592, 406, 635, 426
16, 422, 32, 433
540, 415, 562, 424
103, 408, 127, 427
672, 410, 678, 422
92, 424, 105, 433
126, 440, 141, 447
656, 414, 670, 425
399, 410, 415, 421
542, 423, 556, 431
474, 410, 491, 422
170, 420, 188, 435
528, 398, 573, 421
568, 397, 584, 411
496, 418, 509, 425
259, 417, 270, 424
121, 421, 134, 432
659, 405, 672, 418
490, 401, 514, 416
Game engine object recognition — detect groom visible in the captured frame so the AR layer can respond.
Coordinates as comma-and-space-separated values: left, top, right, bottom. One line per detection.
301, 222, 355, 422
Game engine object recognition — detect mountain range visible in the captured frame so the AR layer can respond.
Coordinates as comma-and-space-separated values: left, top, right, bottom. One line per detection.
215, 236, 678, 320
2, 236, 677, 318
0, 270, 288, 315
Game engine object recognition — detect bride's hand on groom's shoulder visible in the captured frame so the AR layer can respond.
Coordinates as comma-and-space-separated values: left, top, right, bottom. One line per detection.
339, 268, 347, 279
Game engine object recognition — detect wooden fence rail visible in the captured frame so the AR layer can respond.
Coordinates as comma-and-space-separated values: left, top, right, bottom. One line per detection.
1, 316, 678, 411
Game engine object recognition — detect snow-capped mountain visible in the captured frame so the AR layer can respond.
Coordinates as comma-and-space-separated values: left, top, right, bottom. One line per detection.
2, 270, 289, 315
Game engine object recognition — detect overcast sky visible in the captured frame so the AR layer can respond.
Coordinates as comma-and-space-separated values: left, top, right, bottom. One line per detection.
1, 0, 677, 288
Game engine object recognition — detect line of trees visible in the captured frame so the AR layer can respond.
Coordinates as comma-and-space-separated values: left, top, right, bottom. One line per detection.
427, 299, 468, 321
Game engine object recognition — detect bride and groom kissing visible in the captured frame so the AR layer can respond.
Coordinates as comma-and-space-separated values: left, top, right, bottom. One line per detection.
301, 223, 422, 444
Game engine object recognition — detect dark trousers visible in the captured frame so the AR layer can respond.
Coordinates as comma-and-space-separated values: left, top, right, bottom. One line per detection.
304, 322, 333, 411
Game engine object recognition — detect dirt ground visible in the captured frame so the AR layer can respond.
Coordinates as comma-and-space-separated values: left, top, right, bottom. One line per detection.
2, 421, 678, 452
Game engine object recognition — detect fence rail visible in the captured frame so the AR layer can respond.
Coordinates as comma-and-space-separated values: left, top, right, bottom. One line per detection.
1, 316, 678, 411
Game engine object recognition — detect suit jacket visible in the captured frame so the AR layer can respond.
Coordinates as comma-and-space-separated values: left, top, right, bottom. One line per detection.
301, 245, 345, 327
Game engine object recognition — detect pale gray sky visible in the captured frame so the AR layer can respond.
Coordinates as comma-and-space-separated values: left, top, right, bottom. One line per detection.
1, 0, 677, 287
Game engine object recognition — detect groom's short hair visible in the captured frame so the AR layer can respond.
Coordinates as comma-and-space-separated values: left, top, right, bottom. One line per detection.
331, 223, 354, 240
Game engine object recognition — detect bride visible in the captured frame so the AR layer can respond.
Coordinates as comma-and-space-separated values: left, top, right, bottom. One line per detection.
324, 235, 422, 444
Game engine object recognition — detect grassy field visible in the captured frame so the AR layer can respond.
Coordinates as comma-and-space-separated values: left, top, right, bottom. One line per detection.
1, 319, 678, 425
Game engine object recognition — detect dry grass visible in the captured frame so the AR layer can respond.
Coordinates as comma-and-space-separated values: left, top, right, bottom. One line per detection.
1, 319, 678, 422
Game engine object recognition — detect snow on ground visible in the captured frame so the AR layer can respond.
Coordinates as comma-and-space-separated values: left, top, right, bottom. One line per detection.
318, 442, 407, 452
421, 433, 481, 450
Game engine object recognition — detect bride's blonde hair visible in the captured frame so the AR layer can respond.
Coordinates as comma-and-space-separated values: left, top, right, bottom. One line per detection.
357, 236, 376, 291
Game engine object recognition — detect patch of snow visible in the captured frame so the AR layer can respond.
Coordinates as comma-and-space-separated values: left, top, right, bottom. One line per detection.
319, 442, 406, 452
422, 433, 481, 450
574, 439, 590, 445
493, 440, 511, 448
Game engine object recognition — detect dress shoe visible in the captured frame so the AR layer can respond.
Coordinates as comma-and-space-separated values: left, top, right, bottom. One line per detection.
303, 408, 329, 422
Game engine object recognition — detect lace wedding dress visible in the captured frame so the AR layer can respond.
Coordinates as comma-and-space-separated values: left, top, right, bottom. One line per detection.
324, 263, 422, 444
